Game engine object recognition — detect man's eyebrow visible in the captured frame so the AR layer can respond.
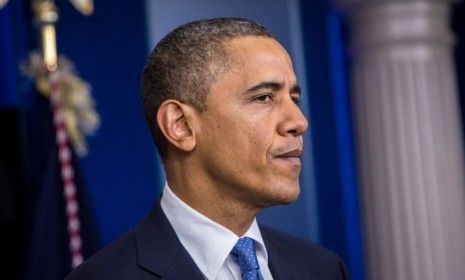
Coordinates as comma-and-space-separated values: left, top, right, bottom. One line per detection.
291, 84, 301, 95
244, 81, 301, 95
245, 81, 284, 93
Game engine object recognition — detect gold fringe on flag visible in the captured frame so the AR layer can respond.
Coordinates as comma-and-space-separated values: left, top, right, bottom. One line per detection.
21, 52, 100, 157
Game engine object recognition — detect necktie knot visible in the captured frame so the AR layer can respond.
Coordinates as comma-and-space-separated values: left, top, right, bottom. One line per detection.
231, 237, 264, 280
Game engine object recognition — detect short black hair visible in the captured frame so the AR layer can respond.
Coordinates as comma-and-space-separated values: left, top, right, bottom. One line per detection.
141, 17, 275, 158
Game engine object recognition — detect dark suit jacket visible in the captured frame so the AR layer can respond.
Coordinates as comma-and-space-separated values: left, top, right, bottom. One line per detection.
66, 202, 349, 279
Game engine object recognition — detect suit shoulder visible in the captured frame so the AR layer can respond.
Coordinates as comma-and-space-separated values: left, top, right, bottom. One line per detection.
65, 230, 154, 280
260, 225, 349, 279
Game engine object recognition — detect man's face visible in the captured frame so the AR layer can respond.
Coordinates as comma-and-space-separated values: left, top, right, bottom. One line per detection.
195, 36, 308, 209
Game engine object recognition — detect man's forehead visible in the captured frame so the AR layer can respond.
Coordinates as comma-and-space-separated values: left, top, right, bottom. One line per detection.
221, 36, 294, 75
223, 36, 287, 57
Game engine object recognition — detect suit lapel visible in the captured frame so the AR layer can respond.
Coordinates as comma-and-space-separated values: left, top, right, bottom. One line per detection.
134, 200, 205, 279
261, 226, 294, 280
267, 245, 293, 280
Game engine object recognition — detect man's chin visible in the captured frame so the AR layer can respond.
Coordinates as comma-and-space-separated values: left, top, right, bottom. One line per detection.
275, 191, 300, 205
259, 184, 300, 208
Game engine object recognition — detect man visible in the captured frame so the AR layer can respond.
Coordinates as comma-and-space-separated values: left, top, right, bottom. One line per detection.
66, 17, 349, 280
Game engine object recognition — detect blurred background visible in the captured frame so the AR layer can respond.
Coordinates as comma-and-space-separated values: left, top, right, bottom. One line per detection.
1, 0, 465, 279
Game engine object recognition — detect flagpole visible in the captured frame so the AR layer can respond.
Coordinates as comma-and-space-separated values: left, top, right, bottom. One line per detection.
33, 0, 84, 269
33, 0, 58, 71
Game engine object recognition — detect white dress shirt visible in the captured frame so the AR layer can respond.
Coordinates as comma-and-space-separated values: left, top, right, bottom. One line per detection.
160, 183, 274, 280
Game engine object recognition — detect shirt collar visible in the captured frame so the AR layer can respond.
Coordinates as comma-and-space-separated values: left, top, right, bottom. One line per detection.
160, 183, 268, 279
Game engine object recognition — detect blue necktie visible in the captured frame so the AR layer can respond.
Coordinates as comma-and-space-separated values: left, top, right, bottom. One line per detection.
231, 237, 264, 280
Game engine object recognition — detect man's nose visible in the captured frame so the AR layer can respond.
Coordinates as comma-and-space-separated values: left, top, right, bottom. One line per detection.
278, 99, 308, 136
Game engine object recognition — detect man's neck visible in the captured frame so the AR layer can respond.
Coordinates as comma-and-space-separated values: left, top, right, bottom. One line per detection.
165, 164, 260, 236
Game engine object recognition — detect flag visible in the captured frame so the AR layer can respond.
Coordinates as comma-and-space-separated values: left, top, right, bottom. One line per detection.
21, 84, 101, 279
1, 0, 100, 278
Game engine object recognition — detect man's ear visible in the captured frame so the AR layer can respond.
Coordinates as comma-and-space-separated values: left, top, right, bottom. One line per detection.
156, 100, 198, 152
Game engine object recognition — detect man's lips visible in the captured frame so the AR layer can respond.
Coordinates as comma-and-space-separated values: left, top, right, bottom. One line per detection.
274, 149, 303, 165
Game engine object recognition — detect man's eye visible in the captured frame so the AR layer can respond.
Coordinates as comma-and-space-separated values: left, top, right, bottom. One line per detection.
292, 96, 301, 105
256, 94, 273, 102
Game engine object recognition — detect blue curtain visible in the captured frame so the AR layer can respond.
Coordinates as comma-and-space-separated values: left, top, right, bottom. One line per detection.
299, 1, 365, 279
